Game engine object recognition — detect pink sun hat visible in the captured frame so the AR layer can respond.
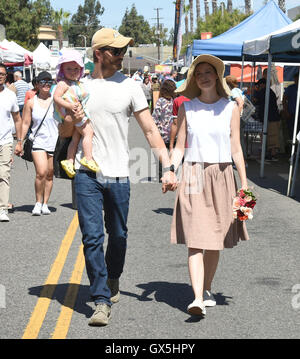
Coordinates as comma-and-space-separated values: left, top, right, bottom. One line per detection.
56, 49, 85, 81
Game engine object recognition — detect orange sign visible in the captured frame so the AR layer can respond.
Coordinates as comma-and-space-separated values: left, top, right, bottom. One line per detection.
201, 32, 212, 40
230, 64, 283, 83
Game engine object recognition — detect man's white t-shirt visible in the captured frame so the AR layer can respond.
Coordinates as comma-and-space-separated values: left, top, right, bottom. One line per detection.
0, 88, 19, 146
75, 71, 148, 177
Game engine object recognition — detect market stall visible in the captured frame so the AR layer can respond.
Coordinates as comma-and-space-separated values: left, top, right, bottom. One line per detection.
270, 29, 300, 197
242, 21, 300, 195
190, 0, 291, 60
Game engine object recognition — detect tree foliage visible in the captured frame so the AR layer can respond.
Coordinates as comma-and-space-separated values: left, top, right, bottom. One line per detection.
195, 8, 249, 38
68, 0, 104, 47
0, 0, 54, 50
118, 5, 155, 45
181, 8, 251, 55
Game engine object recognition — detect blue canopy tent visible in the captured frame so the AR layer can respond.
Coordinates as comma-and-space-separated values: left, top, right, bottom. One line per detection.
191, 0, 292, 61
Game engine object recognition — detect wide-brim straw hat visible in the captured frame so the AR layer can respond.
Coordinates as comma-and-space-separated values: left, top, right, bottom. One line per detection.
175, 54, 231, 99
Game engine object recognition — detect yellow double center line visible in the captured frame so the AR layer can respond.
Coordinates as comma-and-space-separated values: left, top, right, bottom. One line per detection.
22, 213, 85, 339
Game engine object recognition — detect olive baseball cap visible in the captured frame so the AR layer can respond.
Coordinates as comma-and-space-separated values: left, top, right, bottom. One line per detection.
91, 28, 134, 50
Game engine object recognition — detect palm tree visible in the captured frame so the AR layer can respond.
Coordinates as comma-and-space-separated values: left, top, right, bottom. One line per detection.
244, 0, 251, 14
212, 0, 217, 13
204, 0, 210, 19
53, 8, 71, 49
227, 0, 233, 13
189, 0, 194, 33
196, 0, 200, 23
278, 0, 286, 13
183, 2, 190, 34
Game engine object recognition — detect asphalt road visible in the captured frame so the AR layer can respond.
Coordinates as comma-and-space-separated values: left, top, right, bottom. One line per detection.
0, 117, 300, 340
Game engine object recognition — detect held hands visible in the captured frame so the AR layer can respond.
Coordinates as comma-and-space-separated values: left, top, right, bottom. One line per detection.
161, 171, 177, 193
14, 142, 23, 157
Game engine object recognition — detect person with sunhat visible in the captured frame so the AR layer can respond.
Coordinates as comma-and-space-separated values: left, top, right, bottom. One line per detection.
58, 28, 177, 326
163, 54, 249, 317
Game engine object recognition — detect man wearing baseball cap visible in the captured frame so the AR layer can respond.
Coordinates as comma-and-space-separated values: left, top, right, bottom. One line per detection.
59, 28, 177, 326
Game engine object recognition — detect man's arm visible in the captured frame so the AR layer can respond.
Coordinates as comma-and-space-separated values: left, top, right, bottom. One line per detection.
11, 111, 22, 156
58, 105, 85, 138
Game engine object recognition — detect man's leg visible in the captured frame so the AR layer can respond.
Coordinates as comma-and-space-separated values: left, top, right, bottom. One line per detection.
0, 144, 13, 213
104, 178, 130, 281
75, 171, 111, 305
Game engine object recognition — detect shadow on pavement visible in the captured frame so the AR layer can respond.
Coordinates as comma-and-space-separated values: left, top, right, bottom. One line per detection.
121, 281, 232, 320
60, 203, 75, 210
245, 156, 300, 202
28, 283, 93, 318
152, 208, 173, 216
13, 205, 57, 213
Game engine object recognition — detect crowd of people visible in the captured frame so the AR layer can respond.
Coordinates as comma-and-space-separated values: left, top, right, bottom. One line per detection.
0, 27, 299, 327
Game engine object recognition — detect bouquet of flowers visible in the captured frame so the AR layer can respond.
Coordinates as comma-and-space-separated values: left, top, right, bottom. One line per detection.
233, 188, 257, 221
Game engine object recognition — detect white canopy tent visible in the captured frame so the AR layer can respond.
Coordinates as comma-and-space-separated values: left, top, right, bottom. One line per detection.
0, 39, 24, 64
243, 20, 300, 58
32, 42, 58, 78
242, 20, 300, 198
33, 42, 51, 70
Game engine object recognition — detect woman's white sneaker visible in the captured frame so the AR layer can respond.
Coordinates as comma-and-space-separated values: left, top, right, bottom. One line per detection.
41, 204, 51, 215
0, 209, 9, 222
32, 202, 42, 216
203, 290, 216, 307
187, 299, 206, 316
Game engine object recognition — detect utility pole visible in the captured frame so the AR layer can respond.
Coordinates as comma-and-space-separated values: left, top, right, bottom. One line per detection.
153, 8, 163, 63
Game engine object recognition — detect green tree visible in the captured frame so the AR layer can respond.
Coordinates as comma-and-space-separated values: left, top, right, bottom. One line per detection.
34, 0, 54, 24
278, 0, 286, 13
180, 8, 250, 55
195, 8, 249, 38
294, 13, 300, 21
0, 0, 54, 50
183, 2, 190, 34
118, 5, 154, 45
52, 8, 71, 48
68, 0, 104, 47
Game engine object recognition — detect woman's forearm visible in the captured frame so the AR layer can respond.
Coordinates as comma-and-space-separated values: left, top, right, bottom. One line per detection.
232, 150, 248, 188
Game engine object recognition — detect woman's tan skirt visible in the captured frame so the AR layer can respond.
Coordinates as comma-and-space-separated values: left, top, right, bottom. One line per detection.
171, 162, 249, 250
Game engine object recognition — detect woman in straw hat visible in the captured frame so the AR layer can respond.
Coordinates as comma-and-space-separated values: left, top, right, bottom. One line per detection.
163, 55, 249, 317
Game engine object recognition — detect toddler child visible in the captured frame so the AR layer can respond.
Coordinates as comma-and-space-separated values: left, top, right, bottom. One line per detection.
53, 49, 99, 178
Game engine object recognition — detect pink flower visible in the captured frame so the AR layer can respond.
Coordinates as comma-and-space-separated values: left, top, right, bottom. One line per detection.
233, 197, 240, 211
240, 206, 253, 220
239, 198, 246, 206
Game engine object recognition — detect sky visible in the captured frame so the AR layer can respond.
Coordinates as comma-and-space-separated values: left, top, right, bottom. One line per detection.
50, 0, 300, 32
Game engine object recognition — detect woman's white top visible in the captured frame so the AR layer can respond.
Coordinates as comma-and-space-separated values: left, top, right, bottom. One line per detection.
31, 96, 58, 152
184, 97, 235, 163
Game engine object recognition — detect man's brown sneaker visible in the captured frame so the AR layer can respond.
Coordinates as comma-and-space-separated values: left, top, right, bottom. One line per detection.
88, 303, 111, 326
107, 278, 120, 303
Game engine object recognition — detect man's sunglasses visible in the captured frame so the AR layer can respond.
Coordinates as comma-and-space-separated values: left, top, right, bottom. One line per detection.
38, 80, 53, 86
101, 45, 128, 56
